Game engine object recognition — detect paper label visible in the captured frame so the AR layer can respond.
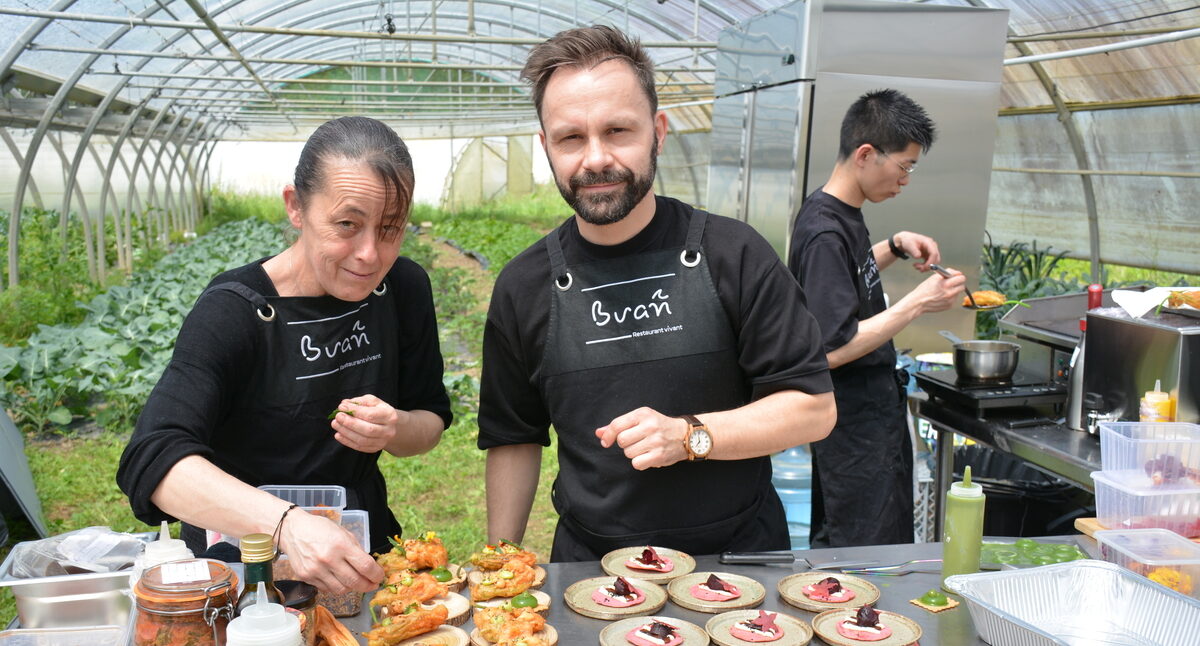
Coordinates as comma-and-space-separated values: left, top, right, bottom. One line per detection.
160, 560, 210, 584
61, 533, 123, 563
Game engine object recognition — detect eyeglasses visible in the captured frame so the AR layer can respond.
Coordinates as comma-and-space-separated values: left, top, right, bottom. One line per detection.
872, 146, 918, 175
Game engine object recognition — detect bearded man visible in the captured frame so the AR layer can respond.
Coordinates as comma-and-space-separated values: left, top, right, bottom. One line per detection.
477, 25, 837, 561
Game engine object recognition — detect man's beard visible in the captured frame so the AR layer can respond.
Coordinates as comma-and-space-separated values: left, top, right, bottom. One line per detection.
554, 146, 657, 226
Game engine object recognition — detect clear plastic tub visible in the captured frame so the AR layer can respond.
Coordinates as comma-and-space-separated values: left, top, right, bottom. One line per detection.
258, 485, 347, 524
1094, 528, 1200, 599
273, 509, 369, 618
1098, 422, 1200, 473
1091, 470, 1200, 537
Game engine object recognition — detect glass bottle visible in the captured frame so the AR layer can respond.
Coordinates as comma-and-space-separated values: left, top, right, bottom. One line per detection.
236, 533, 283, 616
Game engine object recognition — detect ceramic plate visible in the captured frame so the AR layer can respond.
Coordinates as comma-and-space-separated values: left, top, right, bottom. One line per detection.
667, 572, 765, 613
397, 625, 470, 646
705, 609, 813, 646
469, 624, 557, 646
811, 609, 922, 646
563, 575, 666, 620
601, 546, 697, 583
776, 572, 880, 613
599, 615, 710, 646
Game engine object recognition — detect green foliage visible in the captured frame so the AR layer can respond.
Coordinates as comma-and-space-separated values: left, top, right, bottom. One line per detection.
0, 219, 286, 433
1054, 258, 1197, 289
200, 188, 287, 235
974, 234, 1079, 338
0, 209, 102, 344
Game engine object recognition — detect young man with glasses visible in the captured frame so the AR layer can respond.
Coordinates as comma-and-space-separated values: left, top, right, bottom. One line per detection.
787, 88, 965, 548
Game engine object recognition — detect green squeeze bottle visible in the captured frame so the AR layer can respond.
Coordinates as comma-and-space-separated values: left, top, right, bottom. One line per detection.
942, 465, 985, 592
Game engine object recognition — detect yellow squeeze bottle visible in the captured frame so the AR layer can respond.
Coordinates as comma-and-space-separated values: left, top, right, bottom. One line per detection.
1139, 379, 1174, 422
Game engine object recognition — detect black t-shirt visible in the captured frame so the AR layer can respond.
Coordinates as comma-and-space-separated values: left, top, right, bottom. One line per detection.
787, 188, 895, 377
117, 256, 452, 552
479, 195, 832, 449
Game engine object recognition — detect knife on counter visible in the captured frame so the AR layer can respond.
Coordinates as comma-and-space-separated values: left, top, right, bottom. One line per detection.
718, 552, 880, 570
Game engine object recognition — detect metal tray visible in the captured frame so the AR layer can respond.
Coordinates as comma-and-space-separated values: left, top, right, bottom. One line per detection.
945, 559, 1200, 646
0, 539, 137, 629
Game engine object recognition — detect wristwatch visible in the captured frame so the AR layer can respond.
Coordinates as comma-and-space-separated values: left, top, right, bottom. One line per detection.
680, 414, 712, 461
888, 235, 910, 260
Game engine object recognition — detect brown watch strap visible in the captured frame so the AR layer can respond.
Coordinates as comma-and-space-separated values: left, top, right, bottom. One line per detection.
681, 414, 706, 461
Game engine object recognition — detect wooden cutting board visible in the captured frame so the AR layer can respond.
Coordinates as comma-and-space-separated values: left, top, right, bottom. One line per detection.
1074, 517, 1200, 543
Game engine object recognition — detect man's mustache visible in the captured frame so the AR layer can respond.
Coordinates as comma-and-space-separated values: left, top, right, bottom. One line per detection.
569, 169, 633, 190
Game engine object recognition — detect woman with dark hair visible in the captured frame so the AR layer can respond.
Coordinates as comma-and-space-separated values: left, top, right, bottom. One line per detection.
118, 117, 451, 594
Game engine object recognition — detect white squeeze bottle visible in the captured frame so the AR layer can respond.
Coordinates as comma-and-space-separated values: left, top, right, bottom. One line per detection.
226, 582, 302, 646
141, 520, 194, 569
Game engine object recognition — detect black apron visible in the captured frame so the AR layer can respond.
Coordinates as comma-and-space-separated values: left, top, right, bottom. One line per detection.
809, 247, 914, 548
180, 280, 402, 555
541, 207, 788, 562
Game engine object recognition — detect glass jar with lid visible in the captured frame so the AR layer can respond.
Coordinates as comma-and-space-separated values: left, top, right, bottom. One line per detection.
133, 558, 239, 646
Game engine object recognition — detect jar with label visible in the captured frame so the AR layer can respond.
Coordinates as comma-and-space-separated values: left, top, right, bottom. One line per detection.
133, 558, 239, 646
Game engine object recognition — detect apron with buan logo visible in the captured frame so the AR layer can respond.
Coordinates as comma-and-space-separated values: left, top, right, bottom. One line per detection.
180, 279, 402, 553
540, 207, 788, 562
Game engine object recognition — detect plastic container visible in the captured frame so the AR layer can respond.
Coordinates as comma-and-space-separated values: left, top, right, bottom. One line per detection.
1140, 380, 1175, 422
225, 582, 302, 646
272, 509, 369, 617
0, 626, 124, 646
945, 559, 1200, 646
1098, 421, 1200, 473
259, 485, 347, 524
942, 465, 985, 591
771, 446, 812, 550
1094, 528, 1200, 599
1091, 469, 1200, 538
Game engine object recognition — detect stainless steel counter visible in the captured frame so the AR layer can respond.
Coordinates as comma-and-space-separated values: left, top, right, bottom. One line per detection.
917, 398, 1101, 538
341, 541, 999, 645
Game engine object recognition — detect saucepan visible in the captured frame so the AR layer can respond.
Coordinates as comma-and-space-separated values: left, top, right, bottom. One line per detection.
939, 330, 1019, 382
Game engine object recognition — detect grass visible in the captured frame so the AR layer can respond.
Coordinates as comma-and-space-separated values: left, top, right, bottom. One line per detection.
1055, 258, 1200, 288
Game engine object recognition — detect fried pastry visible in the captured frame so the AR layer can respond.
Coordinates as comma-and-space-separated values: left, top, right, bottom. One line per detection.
963, 290, 1006, 307
363, 603, 448, 646
471, 560, 536, 601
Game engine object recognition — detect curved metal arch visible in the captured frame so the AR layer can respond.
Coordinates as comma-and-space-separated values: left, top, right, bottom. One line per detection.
151, 0, 722, 117
0, 0, 76, 81
143, 115, 193, 220
175, 127, 213, 231
0, 129, 44, 209
45, 131, 97, 280
6, 1, 221, 286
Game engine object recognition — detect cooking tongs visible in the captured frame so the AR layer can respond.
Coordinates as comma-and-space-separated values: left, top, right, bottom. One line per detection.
929, 263, 1003, 311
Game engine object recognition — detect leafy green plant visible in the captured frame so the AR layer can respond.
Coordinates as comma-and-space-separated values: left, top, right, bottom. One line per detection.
200, 188, 287, 234
975, 233, 1079, 338
1, 218, 286, 433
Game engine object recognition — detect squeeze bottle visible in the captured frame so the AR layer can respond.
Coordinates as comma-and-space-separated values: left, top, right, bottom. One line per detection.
226, 582, 303, 646
140, 520, 194, 569
942, 466, 985, 592
1139, 379, 1174, 422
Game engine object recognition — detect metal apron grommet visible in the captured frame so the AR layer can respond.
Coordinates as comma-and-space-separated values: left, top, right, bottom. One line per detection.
257, 304, 276, 321
373, 283, 388, 296
680, 249, 701, 267
555, 272, 573, 291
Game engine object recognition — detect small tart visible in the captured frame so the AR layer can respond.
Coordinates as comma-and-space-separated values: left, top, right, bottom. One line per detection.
835, 620, 892, 642
592, 577, 646, 608
728, 610, 783, 643
625, 619, 684, 646
625, 547, 675, 573
691, 574, 742, 602
802, 577, 856, 603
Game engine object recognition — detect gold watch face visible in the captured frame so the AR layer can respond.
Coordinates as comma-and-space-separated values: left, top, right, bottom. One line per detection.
688, 427, 712, 457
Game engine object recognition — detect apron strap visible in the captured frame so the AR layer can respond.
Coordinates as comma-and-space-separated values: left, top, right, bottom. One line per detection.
544, 227, 573, 291
200, 282, 276, 322
680, 207, 709, 268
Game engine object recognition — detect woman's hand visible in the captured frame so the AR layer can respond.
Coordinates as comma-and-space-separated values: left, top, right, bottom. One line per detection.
277, 508, 383, 594
330, 394, 407, 454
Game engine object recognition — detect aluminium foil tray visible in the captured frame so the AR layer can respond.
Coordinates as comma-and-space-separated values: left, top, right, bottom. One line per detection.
944, 559, 1200, 646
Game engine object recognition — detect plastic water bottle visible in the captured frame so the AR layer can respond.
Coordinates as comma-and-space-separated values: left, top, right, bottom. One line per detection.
226, 582, 302, 646
771, 446, 813, 550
